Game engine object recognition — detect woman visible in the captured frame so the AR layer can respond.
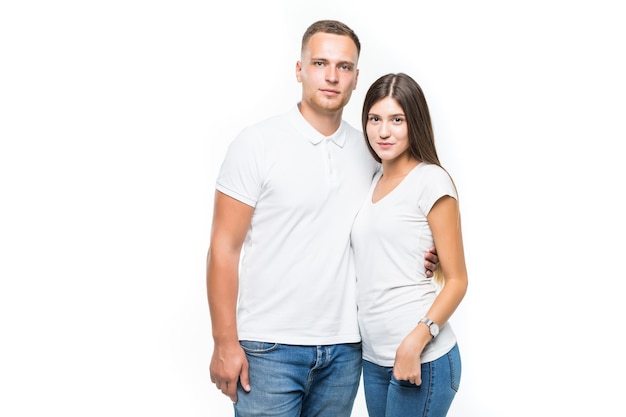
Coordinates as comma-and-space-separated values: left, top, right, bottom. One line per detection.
351, 73, 468, 417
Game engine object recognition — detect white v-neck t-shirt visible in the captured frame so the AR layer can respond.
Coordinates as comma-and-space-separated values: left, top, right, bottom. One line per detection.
351, 163, 458, 366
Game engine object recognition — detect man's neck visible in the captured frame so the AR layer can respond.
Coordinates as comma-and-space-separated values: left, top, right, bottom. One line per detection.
298, 102, 343, 137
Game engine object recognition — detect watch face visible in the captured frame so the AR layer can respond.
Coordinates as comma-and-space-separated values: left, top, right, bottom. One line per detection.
430, 323, 440, 337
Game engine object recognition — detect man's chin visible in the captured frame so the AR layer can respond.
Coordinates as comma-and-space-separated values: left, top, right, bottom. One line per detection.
318, 99, 346, 114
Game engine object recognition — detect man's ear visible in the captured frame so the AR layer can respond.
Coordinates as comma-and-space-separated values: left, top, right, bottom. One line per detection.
295, 61, 303, 82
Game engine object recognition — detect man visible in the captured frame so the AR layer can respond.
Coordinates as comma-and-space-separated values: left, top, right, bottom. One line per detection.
207, 20, 439, 417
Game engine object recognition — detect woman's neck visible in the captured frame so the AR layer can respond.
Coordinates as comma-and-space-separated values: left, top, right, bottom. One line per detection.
381, 157, 420, 178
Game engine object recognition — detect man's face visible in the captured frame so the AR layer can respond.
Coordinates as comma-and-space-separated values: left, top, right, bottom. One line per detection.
296, 32, 359, 115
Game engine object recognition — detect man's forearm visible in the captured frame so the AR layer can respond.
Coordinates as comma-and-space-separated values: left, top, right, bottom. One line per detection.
207, 248, 240, 343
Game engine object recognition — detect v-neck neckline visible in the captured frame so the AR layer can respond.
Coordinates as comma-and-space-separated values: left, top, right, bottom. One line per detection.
371, 163, 422, 204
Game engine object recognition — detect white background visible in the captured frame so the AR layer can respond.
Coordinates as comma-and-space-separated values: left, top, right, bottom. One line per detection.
1, 1, 625, 416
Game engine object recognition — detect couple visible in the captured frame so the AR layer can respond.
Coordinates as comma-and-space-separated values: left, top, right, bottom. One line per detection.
207, 19, 468, 417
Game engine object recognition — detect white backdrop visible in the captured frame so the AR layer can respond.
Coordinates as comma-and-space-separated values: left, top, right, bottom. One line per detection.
1, 1, 625, 416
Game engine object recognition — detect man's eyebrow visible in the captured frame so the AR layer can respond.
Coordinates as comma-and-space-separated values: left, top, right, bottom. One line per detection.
309, 57, 355, 66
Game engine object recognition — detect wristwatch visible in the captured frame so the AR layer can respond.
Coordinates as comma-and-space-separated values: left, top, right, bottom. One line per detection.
418, 317, 439, 339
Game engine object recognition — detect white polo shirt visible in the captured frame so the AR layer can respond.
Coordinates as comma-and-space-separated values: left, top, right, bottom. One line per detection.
216, 104, 379, 345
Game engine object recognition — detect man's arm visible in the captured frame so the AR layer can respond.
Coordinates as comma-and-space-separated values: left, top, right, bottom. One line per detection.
424, 246, 439, 278
207, 190, 254, 403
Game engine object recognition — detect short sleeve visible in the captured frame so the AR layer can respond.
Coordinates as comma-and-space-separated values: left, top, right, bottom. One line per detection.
215, 127, 264, 207
418, 165, 457, 215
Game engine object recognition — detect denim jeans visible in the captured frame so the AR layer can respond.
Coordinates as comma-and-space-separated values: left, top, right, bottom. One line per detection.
234, 341, 362, 417
362, 344, 461, 417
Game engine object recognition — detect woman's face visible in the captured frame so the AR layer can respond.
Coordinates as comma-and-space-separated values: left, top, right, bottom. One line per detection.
365, 97, 410, 162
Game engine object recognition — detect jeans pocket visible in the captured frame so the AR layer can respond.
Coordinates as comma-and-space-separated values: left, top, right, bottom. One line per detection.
447, 344, 462, 392
239, 340, 279, 354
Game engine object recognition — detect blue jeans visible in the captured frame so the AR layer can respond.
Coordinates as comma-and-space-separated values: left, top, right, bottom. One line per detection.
234, 341, 362, 417
362, 344, 461, 417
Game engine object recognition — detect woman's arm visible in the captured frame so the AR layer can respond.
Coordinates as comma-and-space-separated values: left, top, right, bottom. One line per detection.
393, 195, 468, 385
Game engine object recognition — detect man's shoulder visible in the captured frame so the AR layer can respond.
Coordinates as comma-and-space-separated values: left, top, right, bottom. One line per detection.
341, 119, 362, 136
239, 108, 293, 136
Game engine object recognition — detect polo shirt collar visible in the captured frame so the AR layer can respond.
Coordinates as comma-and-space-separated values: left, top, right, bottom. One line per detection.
291, 104, 347, 148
